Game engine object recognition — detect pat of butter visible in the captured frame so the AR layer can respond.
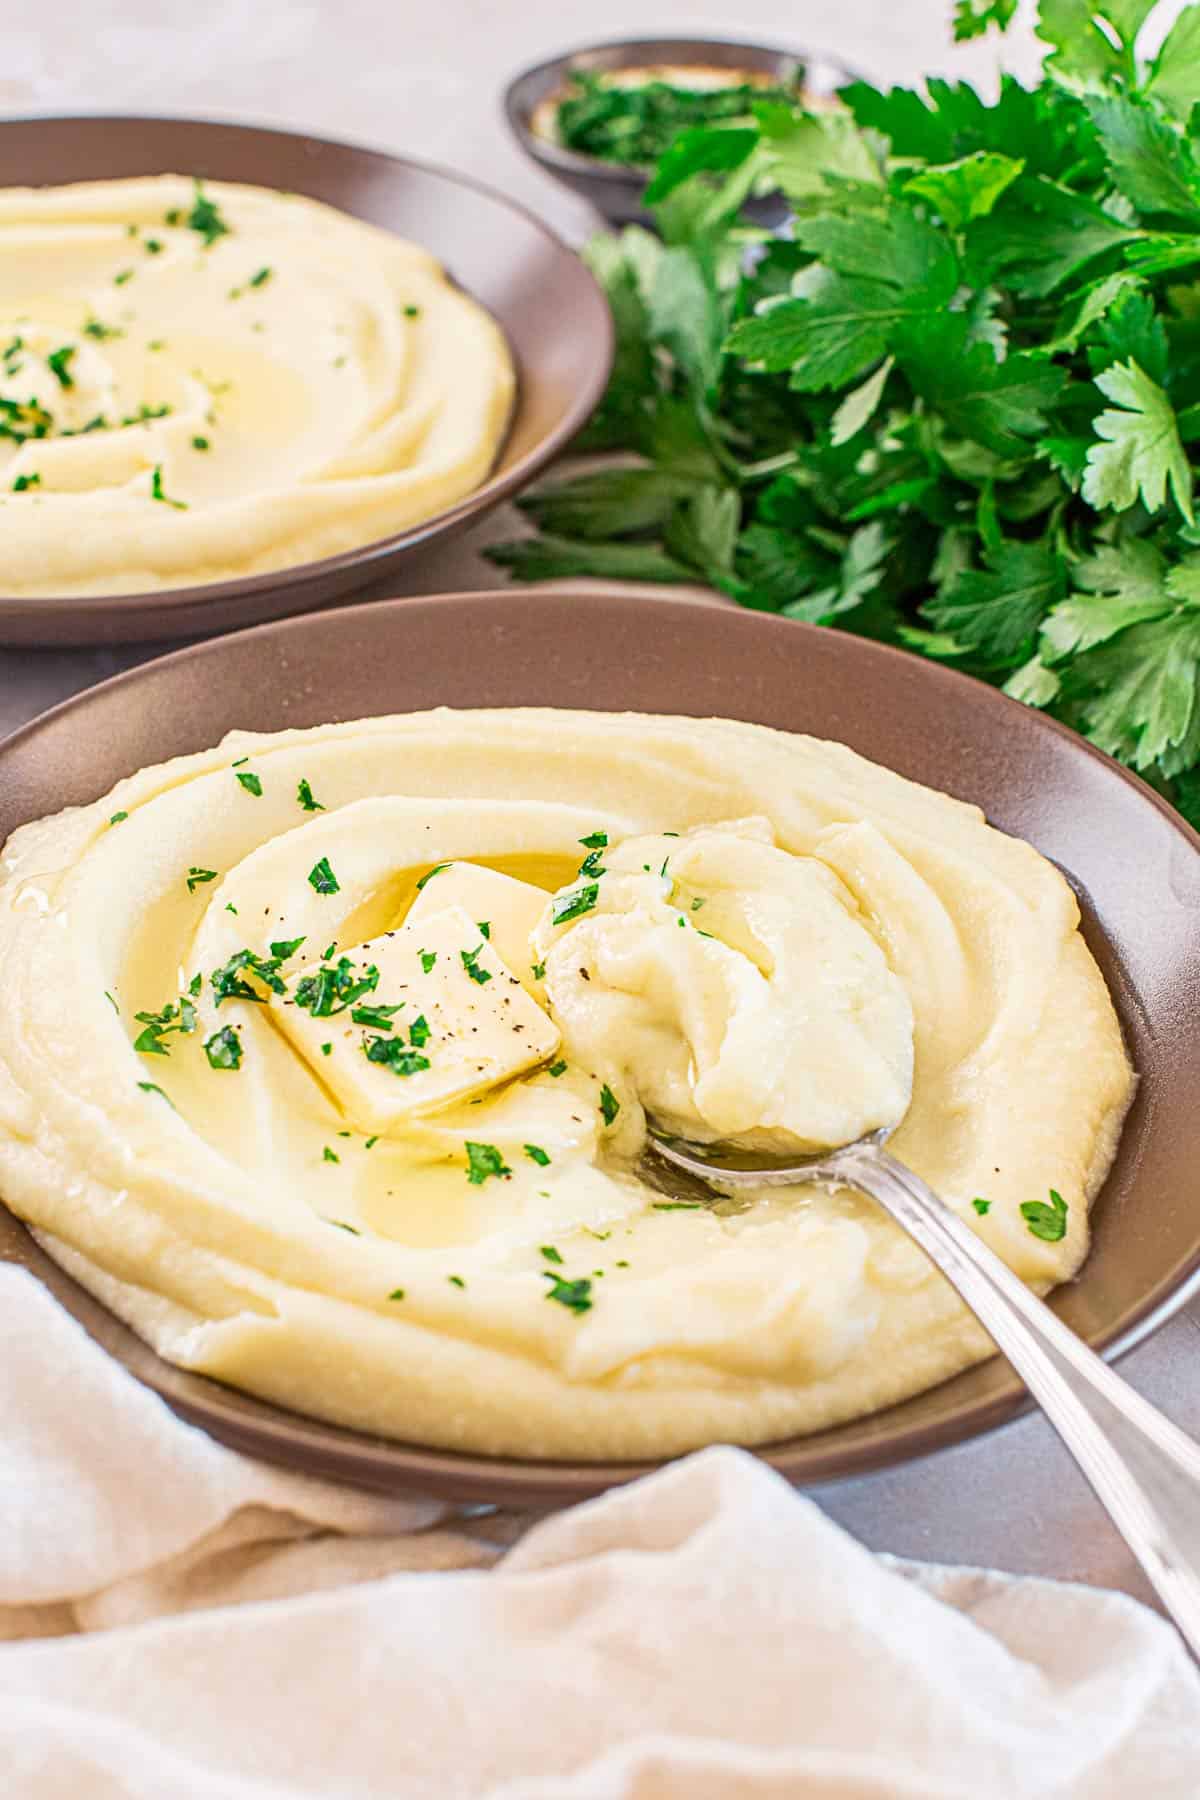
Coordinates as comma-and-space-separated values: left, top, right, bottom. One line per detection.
405, 862, 548, 996
274, 904, 560, 1132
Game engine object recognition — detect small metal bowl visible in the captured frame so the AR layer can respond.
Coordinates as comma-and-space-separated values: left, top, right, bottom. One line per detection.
504, 35, 859, 230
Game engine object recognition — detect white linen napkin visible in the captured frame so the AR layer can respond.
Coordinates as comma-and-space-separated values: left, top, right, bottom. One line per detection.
2, 1262, 1198, 1797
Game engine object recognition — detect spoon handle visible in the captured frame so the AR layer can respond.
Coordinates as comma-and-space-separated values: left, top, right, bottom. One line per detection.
839, 1141, 1200, 1659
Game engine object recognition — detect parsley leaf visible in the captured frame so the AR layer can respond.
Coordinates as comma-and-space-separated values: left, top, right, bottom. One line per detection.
460, 944, 492, 984
187, 180, 231, 247
551, 883, 600, 924
297, 778, 324, 812
1020, 1186, 1068, 1242
599, 1083, 620, 1127
542, 1272, 593, 1314
363, 1035, 430, 1077
465, 1141, 512, 1185
204, 1025, 242, 1070
308, 857, 340, 895
952, 0, 1017, 40
1082, 359, 1194, 524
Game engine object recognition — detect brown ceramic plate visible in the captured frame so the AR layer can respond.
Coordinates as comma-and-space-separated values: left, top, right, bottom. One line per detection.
0, 117, 612, 649
3, 589, 1200, 1501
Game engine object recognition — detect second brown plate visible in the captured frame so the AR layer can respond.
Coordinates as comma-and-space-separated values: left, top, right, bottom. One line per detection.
0, 117, 612, 648
3, 589, 1200, 1501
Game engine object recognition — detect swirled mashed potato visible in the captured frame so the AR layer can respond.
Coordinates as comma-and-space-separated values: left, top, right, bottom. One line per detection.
0, 710, 1132, 1458
0, 176, 513, 596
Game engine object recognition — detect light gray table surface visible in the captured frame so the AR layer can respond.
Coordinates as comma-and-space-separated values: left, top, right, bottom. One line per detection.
3, 0, 1197, 1613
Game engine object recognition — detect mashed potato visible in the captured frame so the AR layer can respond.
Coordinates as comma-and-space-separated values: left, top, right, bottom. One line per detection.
0, 176, 513, 595
0, 709, 1133, 1457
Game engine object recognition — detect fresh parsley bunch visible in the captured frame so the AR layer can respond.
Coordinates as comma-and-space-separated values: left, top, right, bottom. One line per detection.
489, 1, 1200, 823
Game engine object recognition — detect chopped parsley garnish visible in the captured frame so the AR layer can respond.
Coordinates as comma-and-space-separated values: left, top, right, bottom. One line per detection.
46, 345, 76, 389
269, 936, 306, 960
403, 304, 421, 318
1020, 1188, 1068, 1243
325, 1218, 360, 1234
365, 1135, 379, 1149
465, 1141, 512, 1185
132, 996, 196, 1056
972, 1197, 991, 1216
599, 1083, 620, 1126
419, 949, 437, 974
235, 770, 262, 796
12, 472, 40, 492
653, 1200, 704, 1211
210, 947, 288, 1004
150, 465, 187, 509
388, 1287, 405, 1301
122, 403, 172, 427
531, 960, 546, 981
114, 268, 134, 285
225, 903, 238, 916
105, 990, 119, 1012
0, 395, 54, 445
308, 856, 340, 895
477, 920, 491, 939
147, 339, 166, 352
691, 897, 706, 911
416, 862, 450, 891
107, 810, 129, 826
460, 944, 492, 985
525, 1144, 551, 1166
321, 941, 337, 959
555, 68, 797, 167
297, 777, 324, 812
187, 181, 231, 248
363, 1035, 430, 1077
144, 237, 164, 255
579, 831, 608, 849
551, 882, 599, 924
137, 1080, 174, 1107
448, 1274, 466, 1288
204, 1024, 242, 1070
323, 1146, 340, 1163
295, 953, 379, 1017
408, 1013, 431, 1047
548, 1059, 567, 1077
248, 266, 272, 288
191, 435, 210, 451
321, 1042, 332, 1055
540, 1244, 563, 1263
542, 1273, 593, 1314
350, 1001, 404, 1030
186, 866, 218, 893
83, 317, 122, 340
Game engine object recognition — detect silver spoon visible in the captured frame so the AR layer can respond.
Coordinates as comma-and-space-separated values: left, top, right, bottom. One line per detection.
647, 1123, 1200, 1659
